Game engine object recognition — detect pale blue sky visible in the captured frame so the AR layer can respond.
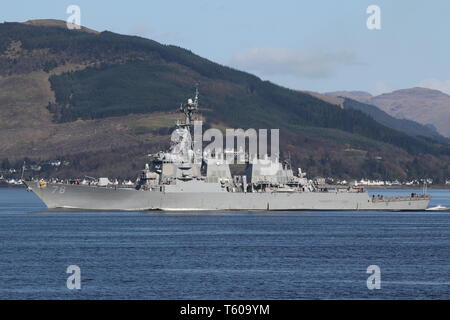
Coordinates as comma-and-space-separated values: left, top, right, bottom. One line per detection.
3, 0, 450, 95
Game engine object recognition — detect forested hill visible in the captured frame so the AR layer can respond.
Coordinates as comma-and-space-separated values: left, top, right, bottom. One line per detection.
0, 20, 449, 181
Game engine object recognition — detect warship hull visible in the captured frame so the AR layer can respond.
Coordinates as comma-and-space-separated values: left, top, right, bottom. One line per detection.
24, 181, 430, 211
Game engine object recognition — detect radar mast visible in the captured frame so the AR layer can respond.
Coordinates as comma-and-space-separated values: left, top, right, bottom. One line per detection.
179, 86, 199, 127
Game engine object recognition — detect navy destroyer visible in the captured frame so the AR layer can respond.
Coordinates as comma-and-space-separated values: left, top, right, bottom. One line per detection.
24, 90, 431, 211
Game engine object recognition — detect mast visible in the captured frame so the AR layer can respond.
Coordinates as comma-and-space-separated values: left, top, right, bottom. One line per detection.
178, 87, 200, 154
179, 86, 199, 127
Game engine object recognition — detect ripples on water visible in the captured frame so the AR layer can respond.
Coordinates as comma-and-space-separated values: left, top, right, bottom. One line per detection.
0, 188, 449, 299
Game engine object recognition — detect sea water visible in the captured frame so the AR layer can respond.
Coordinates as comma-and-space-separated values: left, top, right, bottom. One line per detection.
0, 188, 449, 299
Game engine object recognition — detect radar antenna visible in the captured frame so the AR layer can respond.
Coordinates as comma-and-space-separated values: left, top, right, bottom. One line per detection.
179, 86, 199, 126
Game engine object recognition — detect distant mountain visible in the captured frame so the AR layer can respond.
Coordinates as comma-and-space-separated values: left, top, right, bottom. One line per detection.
0, 20, 449, 181
326, 88, 450, 139
370, 88, 450, 138
325, 91, 373, 103
318, 91, 448, 143
342, 98, 450, 143
299, 91, 344, 107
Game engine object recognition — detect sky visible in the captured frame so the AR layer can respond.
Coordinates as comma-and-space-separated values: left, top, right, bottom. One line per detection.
2, 0, 450, 95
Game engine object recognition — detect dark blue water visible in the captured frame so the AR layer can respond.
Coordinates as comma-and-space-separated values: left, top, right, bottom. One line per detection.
0, 188, 449, 299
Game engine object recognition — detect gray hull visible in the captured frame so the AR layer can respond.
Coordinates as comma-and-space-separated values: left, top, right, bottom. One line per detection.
25, 181, 430, 211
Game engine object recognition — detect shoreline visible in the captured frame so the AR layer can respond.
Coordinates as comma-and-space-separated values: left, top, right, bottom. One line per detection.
365, 185, 450, 190
0, 184, 25, 188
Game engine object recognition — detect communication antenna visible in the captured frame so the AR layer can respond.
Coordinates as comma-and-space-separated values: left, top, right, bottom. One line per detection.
180, 86, 199, 126
287, 151, 292, 170
20, 161, 26, 181
193, 84, 199, 107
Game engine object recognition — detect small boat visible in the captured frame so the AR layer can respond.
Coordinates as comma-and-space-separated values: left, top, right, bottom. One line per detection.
426, 205, 450, 211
